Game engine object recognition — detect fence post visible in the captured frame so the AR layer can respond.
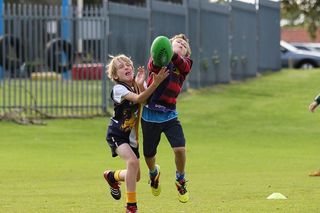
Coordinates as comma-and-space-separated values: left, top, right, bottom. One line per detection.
196, 0, 202, 88
183, 0, 190, 89
101, 0, 109, 114
146, 0, 152, 62
61, 0, 72, 80
0, 0, 3, 85
77, 0, 83, 53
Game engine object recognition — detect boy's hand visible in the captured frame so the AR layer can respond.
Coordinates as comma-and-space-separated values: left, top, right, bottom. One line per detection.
152, 67, 169, 86
173, 48, 182, 57
135, 66, 145, 86
309, 101, 318, 112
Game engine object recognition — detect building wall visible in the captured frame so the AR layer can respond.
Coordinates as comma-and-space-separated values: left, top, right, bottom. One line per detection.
281, 28, 320, 43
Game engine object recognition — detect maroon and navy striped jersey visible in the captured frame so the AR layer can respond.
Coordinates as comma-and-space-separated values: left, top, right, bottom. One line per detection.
146, 53, 193, 111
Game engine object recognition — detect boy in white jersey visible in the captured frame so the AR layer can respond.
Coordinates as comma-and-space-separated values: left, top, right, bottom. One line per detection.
103, 54, 168, 213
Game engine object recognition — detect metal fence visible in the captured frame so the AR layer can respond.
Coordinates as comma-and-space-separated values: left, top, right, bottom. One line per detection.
0, 3, 108, 119
0, 0, 280, 119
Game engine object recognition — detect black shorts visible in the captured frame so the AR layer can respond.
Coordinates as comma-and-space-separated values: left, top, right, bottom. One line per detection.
141, 118, 185, 157
106, 134, 140, 158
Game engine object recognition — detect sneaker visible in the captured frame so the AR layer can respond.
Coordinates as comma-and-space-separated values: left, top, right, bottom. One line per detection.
126, 205, 138, 213
309, 170, 320, 176
175, 178, 189, 203
103, 170, 121, 200
149, 164, 161, 196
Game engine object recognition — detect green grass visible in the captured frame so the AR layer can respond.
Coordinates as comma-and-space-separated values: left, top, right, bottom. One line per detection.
1, 69, 320, 212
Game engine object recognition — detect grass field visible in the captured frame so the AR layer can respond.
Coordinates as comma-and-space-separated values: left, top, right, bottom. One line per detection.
1, 69, 320, 212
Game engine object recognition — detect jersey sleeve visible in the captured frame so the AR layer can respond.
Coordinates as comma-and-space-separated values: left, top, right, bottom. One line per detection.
147, 57, 162, 74
113, 84, 131, 103
171, 53, 193, 75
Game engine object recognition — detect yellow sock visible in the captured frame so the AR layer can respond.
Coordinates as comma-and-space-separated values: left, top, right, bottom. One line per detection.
126, 192, 137, 204
114, 170, 121, 182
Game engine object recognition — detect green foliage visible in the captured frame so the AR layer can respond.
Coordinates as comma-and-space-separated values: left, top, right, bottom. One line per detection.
281, 0, 300, 26
282, 0, 320, 40
2, 69, 320, 212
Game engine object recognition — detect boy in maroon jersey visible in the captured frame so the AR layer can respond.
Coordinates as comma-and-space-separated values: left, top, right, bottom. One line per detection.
141, 34, 192, 203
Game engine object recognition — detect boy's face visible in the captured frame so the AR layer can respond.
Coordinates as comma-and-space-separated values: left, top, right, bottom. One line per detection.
114, 58, 134, 83
172, 38, 188, 56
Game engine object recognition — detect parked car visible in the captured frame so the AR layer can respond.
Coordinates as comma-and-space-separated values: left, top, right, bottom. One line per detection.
280, 40, 320, 69
291, 42, 320, 53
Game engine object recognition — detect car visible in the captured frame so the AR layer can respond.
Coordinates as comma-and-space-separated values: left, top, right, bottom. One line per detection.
291, 42, 320, 53
280, 40, 320, 69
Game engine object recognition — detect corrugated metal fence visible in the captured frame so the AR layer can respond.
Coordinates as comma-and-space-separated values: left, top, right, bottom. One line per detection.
0, 0, 280, 119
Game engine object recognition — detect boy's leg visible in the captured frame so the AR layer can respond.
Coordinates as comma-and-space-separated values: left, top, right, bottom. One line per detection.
145, 158, 161, 196
116, 143, 140, 211
103, 169, 125, 200
144, 155, 156, 172
173, 147, 189, 203
141, 119, 162, 196
163, 119, 186, 174
104, 137, 127, 200
173, 147, 186, 174
164, 119, 189, 203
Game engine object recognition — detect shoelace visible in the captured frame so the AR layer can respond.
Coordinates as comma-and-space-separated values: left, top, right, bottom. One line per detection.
110, 181, 120, 189
149, 175, 159, 188
176, 180, 188, 194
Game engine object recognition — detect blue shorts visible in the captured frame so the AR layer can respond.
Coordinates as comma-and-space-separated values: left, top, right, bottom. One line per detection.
141, 118, 185, 157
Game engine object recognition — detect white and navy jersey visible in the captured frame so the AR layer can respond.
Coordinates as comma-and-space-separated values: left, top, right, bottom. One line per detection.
106, 82, 141, 148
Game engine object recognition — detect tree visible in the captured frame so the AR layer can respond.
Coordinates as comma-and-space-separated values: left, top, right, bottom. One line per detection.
281, 0, 320, 40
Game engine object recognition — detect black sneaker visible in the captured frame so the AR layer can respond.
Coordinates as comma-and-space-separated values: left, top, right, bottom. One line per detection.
103, 170, 121, 200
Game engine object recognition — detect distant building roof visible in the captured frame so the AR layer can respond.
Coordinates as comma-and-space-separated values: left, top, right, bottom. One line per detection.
281, 28, 320, 43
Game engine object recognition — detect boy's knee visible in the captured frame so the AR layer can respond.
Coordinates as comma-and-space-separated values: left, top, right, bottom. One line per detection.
173, 147, 185, 155
143, 151, 157, 158
127, 157, 139, 170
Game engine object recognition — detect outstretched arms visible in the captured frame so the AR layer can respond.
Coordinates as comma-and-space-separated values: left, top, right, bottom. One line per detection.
124, 67, 169, 104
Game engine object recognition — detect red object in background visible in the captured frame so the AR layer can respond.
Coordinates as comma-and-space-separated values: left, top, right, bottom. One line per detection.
72, 63, 103, 80
281, 28, 320, 43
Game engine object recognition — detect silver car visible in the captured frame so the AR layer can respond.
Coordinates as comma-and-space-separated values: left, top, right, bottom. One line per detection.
281, 40, 320, 69
291, 42, 320, 53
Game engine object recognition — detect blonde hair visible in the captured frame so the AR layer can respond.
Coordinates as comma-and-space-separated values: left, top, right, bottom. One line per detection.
170, 33, 191, 57
106, 54, 134, 82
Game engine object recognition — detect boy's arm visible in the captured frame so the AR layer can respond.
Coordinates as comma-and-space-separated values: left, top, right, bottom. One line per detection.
171, 53, 193, 75
135, 66, 146, 92
136, 82, 146, 93
147, 57, 162, 74
309, 94, 320, 112
123, 67, 169, 104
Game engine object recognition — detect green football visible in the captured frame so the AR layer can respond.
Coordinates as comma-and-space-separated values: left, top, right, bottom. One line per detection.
150, 36, 173, 67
